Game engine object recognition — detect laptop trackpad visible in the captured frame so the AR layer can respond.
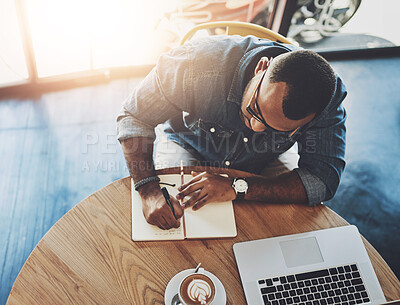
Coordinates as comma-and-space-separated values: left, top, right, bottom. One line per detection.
280, 237, 324, 268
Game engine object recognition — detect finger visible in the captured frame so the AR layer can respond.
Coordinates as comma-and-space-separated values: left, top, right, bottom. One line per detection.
191, 170, 202, 177
162, 209, 181, 229
192, 170, 210, 177
150, 200, 179, 230
171, 197, 184, 219
192, 195, 210, 211
182, 190, 207, 209
177, 182, 204, 200
178, 174, 202, 191
167, 216, 181, 229
179, 171, 208, 191
157, 216, 169, 230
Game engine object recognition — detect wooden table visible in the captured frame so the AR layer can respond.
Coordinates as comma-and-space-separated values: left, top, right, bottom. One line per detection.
7, 167, 400, 305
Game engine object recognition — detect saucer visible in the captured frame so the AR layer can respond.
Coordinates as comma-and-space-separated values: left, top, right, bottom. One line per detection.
164, 268, 226, 305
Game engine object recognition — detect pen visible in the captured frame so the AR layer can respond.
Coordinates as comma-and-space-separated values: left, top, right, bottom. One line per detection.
161, 187, 175, 218
180, 160, 186, 237
180, 160, 184, 187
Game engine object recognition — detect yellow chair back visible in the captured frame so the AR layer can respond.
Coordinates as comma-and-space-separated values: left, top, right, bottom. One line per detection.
179, 21, 293, 45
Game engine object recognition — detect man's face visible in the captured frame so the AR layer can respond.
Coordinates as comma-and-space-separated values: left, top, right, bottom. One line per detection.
240, 54, 315, 133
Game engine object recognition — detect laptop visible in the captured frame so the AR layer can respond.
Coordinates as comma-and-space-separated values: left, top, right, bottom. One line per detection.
233, 225, 386, 305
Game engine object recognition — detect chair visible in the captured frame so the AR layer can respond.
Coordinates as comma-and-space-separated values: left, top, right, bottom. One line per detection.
179, 21, 293, 46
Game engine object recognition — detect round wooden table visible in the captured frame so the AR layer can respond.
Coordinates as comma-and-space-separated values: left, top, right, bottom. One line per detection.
6, 167, 400, 305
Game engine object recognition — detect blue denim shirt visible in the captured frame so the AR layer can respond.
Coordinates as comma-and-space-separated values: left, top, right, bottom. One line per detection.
117, 35, 347, 204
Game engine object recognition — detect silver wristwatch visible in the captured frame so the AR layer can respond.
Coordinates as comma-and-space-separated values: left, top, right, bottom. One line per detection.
232, 178, 248, 200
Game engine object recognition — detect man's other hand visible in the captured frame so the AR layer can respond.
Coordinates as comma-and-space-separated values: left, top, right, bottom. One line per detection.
141, 186, 184, 230
176, 171, 236, 211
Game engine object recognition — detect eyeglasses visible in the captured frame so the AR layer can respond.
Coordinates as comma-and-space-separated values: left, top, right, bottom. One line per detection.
242, 62, 299, 136
245, 69, 269, 128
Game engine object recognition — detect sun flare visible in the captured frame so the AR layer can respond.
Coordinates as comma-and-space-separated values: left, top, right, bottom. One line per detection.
25, 0, 179, 77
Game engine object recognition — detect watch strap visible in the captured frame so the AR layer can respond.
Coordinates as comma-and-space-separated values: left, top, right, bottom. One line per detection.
235, 191, 246, 200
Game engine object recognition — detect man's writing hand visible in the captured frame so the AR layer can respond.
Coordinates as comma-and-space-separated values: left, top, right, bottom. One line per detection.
176, 171, 236, 211
141, 185, 184, 230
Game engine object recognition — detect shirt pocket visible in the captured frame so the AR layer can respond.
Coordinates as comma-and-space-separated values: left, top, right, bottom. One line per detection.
188, 118, 234, 138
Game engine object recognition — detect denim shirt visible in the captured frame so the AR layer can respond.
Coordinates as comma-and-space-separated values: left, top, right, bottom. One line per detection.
117, 35, 347, 204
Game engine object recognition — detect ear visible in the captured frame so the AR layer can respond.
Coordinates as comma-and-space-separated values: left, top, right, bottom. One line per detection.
250, 118, 266, 132
254, 56, 270, 76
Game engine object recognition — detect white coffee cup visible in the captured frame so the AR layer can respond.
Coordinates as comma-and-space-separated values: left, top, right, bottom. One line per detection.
178, 269, 216, 305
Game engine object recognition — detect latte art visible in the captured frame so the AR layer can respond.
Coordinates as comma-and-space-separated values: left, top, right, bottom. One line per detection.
187, 279, 212, 304
179, 273, 216, 305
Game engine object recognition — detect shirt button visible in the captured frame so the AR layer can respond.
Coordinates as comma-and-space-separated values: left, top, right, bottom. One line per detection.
210, 127, 215, 133
225, 160, 230, 166
243, 137, 248, 143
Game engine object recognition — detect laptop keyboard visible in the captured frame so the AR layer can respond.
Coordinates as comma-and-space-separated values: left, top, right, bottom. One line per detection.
258, 264, 370, 305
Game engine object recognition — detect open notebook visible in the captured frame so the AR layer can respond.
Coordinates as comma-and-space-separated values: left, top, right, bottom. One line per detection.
131, 174, 237, 241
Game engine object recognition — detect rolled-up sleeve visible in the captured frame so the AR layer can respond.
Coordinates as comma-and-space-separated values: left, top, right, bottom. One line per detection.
296, 79, 347, 204
117, 45, 193, 142
117, 104, 156, 141
294, 167, 327, 205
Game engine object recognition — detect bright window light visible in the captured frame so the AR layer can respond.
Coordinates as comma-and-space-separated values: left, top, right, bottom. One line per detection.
25, 0, 179, 77
0, 0, 29, 85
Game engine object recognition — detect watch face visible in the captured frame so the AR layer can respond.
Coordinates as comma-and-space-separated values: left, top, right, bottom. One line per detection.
235, 179, 248, 192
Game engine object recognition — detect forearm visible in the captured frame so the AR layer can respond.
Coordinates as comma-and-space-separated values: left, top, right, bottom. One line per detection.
245, 171, 309, 204
120, 137, 184, 229
120, 137, 159, 198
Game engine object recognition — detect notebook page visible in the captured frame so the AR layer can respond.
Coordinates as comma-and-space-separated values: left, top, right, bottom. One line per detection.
131, 176, 184, 241
184, 200, 237, 239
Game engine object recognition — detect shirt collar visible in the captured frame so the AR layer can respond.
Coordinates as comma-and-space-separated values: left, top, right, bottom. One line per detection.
227, 44, 294, 105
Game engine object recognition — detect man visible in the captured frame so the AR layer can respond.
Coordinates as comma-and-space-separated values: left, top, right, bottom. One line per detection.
117, 35, 347, 230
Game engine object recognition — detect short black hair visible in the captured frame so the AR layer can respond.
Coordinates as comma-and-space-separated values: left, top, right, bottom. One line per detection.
268, 50, 336, 120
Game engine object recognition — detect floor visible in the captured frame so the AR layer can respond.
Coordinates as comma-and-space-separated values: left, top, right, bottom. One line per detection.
0, 56, 399, 304
324, 56, 400, 277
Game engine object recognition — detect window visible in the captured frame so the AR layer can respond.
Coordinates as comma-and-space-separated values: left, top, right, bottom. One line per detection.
1, 0, 398, 90
0, 0, 178, 86
25, 0, 176, 77
0, 0, 29, 86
